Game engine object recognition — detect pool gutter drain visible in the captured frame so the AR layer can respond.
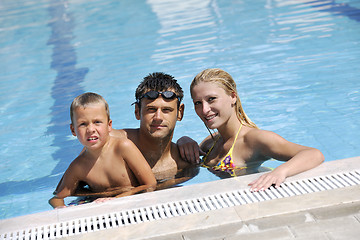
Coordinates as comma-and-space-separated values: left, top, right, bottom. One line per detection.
1, 170, 359, 240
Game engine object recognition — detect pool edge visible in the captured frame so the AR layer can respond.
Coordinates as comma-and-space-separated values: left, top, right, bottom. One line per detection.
1, 156, 359, 239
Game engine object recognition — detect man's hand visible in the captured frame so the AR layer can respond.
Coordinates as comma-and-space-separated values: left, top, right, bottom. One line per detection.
177, 136, 205, 164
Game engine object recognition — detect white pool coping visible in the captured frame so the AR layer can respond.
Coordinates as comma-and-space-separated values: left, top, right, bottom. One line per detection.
1, 156, 359, 239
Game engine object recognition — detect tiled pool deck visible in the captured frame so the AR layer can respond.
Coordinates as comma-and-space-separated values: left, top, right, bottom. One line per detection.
1, 157, 359, 239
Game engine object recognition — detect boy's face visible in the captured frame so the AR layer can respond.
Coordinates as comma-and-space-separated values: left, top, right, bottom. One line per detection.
135, 90, 184, 140
70, 103, 112, 150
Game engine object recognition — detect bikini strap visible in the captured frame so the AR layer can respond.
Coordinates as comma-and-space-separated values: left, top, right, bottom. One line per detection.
202, 134, 220, 161
230, 124, 243, 149
202, 124, 242, 163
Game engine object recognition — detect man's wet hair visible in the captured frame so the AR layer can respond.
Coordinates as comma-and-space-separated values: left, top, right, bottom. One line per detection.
135, 72, 184, 107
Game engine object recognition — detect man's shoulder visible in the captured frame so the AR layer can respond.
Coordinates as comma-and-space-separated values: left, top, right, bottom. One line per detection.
110, 129, 127, 138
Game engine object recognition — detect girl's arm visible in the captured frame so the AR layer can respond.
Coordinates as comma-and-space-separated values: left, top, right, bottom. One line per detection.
247, 129, 324, 191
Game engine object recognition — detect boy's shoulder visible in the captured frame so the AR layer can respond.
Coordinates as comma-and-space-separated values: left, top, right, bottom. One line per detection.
70, 152, 89, 168
109, 135, 137, 152
62, 153, 89, 180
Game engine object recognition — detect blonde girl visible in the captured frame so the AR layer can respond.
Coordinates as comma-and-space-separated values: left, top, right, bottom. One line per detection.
189, 68, 324, 191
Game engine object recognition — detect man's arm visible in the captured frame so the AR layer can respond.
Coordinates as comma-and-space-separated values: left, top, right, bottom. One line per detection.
176, 136, 206, 164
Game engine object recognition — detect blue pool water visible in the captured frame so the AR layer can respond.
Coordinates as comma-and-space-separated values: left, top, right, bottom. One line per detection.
1, 0, 359, 220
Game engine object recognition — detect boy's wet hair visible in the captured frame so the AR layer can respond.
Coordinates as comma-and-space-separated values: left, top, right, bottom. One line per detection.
135, 72, 184, 108
70, 92, 110, 124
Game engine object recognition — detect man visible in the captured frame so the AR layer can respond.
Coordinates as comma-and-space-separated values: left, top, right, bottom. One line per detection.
111, 72, 199, 181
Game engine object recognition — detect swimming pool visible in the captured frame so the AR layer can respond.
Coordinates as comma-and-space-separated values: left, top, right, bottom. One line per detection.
1, 0, 359, 220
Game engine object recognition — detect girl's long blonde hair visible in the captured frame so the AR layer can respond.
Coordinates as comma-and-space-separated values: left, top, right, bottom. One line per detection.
190, 68, 258, 129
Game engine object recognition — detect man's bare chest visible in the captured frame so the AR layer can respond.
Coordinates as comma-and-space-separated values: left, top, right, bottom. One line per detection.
151, 159, 178, 180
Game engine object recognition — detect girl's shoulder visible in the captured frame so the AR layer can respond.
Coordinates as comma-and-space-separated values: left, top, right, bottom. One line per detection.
242, 126, 276, 146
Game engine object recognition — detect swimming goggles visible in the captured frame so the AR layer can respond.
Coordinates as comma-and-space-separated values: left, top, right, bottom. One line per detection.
135, 91, 181, 104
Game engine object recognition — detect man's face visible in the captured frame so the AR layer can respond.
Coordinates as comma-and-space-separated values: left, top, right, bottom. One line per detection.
135, 93, 184, 140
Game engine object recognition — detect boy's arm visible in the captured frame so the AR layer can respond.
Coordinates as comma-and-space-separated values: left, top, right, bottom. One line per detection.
118, 139, 157, 191
49, 196, 66, 208
49, 161, 83, 208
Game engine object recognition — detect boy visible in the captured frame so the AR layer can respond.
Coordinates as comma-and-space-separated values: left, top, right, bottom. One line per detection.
49, 92, 156, 208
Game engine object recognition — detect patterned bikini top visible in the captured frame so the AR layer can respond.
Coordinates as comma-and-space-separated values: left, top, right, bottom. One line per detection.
201, 124, 245, 177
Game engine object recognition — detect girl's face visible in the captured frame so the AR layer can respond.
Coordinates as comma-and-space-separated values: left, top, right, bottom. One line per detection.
191, 81, 236, 129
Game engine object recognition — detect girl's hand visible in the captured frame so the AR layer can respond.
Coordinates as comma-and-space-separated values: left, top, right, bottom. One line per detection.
248, 168, 287, 192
